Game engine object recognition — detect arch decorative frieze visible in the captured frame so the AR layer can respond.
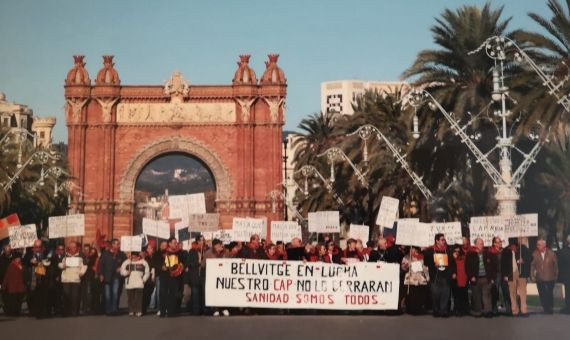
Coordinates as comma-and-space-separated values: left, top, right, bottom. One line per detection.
119, 137, 233, 203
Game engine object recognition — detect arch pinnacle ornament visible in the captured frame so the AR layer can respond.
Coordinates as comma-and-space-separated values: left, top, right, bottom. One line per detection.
119, 137, 232, 203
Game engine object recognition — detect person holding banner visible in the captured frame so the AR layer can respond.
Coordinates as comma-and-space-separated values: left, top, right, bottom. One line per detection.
238, 234, 267, 260
23, 240, 51, 318
1, 252, 25, 316
323, 240, 340, 264
501, 238, 531, 317
120, 252, 150, 316
531, 239, 559, 314
401, 247, 429, 315
159, 237, 184, 317
202, 239, 230, 317
58, 242, 87, 317
341, 239, 364, 264
466, 238, 498, 318
423, 233, 456, 318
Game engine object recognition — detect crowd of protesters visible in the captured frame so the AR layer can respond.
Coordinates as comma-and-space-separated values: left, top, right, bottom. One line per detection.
1, 231, 569, 318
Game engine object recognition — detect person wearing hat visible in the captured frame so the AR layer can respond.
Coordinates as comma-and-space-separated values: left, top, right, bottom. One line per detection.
1, 252, 26, 316
120, 251, 150, 316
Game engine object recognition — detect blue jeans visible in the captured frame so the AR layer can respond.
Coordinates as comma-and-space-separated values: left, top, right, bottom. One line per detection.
149, 277, 161, 310
104, 278, 120, 314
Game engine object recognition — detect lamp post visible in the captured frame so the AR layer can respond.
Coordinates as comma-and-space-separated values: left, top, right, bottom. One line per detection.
347, 124, 434, 200
406, 35, 559, 217
1, 150, 61, 191
317, 147, 368, 188
295, 165, 344, 206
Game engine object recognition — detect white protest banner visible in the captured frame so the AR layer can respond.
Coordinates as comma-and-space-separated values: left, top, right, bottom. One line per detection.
469, 216, 506, 247
503, 214, 538, 238
232, 218, 264, 242
189, 213, 220, 232
427, 222, 463, 245
308, 211, 340, 233
213, 229, 233, 245
48, 214, 85, 239
395, 219, 430, 247
349, 224, 370, 246
205, 259, 400, 310
120, 235, 143, 252
9, 224, 38, 249
260, 217, 268, 241
142, 218, 171, 239
376, 196, 399, 229
271, 221, 302, 243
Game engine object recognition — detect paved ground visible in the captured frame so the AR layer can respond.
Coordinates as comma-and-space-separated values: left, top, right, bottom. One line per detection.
1, 312, 568, 340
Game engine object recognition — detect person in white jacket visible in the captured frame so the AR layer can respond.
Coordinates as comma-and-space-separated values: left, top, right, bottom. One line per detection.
120, 252, 150, 316
58, 242, 87, 316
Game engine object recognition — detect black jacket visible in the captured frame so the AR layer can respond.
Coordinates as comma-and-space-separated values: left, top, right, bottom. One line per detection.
423, 247, 456, 282
465, 250, 499, 281
557, 247, 570, 283
368, 246, 401, 263
501, 246, 532, 280
286, 247, 306, 261
186, 249, 201, 285
98, 250, 127, 283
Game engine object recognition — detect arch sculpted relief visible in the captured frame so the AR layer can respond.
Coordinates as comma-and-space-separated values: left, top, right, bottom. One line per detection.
116, 102, 236, 123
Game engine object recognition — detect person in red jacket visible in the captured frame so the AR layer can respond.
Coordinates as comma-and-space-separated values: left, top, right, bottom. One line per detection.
1, 252, 26, 316
451, 244, 470, 316
341, 239, 364, 264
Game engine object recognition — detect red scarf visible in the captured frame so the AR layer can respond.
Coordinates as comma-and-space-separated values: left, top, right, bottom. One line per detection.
433, 243, 447, 253
488, 246, 501, 254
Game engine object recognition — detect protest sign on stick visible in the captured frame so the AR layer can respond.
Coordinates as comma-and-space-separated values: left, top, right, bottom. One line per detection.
9, 224, 38, 249
189, 213, 220, 232
271, 221, 302, 243
142, 218, 171, 239
232, 218, 264, 242
376, 196, 399, 229
308, 211, 340, 233
469, 216, 506, 247
120, 235, 143, 252
503, 214, 538, 238
48, 214, 85, 239
349, 224, 370, 246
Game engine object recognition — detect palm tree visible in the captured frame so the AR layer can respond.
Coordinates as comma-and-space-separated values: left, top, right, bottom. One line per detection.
402, 3, 515, 219
513, 0, 570, 133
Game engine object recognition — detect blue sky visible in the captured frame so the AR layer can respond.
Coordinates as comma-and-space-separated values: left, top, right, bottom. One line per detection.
0, 0, 551, 142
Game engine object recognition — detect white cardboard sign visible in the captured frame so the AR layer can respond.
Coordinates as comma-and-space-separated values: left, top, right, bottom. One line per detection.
142, 218, 170, 239
232, 218, 264, 242
48, 214, 85, 239
9, 224, 38, 249
376, 196, 399, 229
120, 235, 143, 252
348, 224, 370, 245
469, 215, 507, 247
308, 211, 340, 233
270, 221, 302, 243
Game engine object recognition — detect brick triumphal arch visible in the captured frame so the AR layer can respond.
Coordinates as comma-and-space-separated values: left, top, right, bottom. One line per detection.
64, 54, 286, 242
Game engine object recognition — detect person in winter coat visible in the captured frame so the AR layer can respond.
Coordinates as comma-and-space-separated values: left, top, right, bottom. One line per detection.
120, 252, 150, 316
451, 244, 470, 316
98, 239, 127, 315
202, 239, 230, 317
489, 237, 510, 315
401, 247, 429, 314
23, 239, 51, 318
341, 239, 364, 263
237, 234, 267, 260
531, 239, 558, 314
466, 238, 499, 318
186, 240, 203, 316
423, 233, 457, 317
159, 237, 184, 317
323, 240, 341, 264
58, 242, 87, 317
558, 234, 570, 314
1, 252, 26, 316
501, 238, 532, 316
